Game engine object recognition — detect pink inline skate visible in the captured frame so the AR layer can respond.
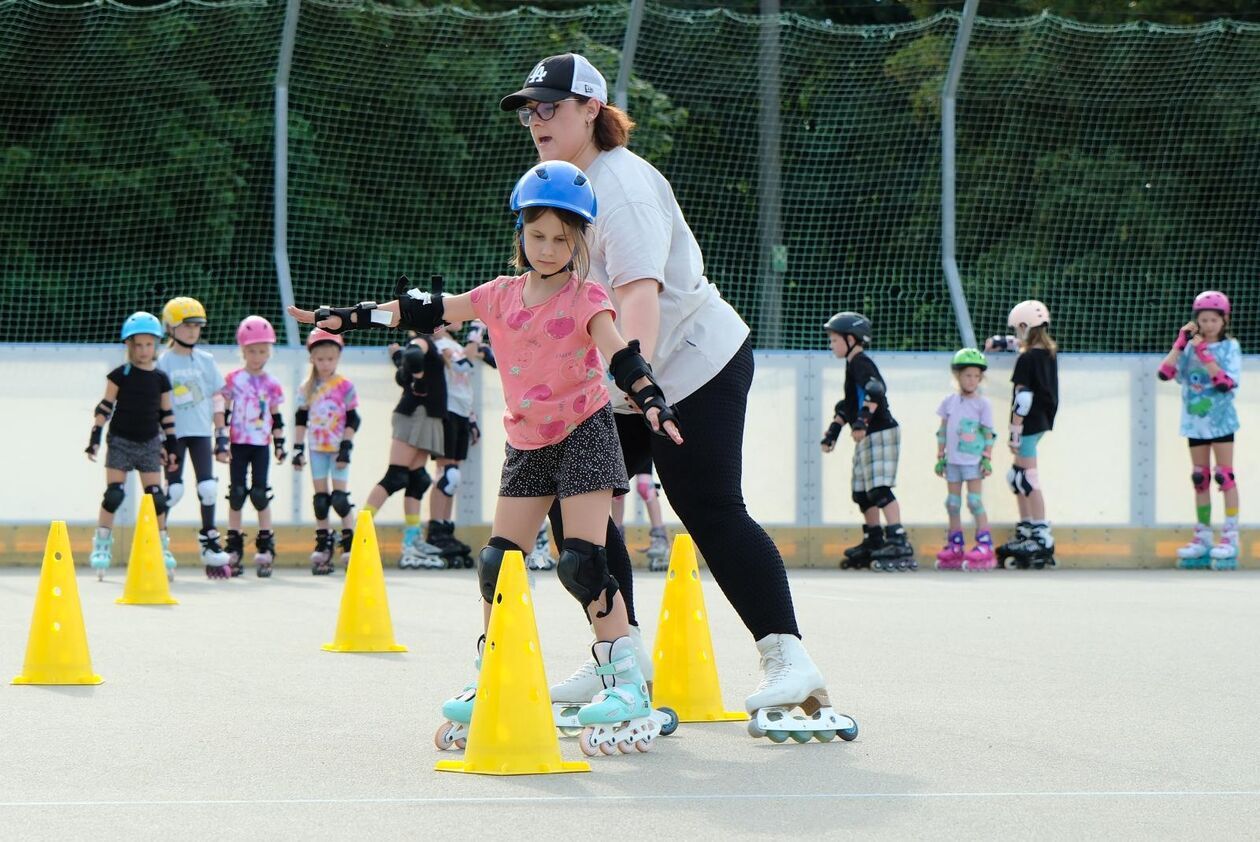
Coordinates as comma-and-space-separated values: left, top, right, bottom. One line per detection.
935, 532, 966, 570
964, 531, 996, 570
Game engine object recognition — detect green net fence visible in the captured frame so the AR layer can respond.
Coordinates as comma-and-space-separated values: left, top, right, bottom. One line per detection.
1, 1, 1258, 351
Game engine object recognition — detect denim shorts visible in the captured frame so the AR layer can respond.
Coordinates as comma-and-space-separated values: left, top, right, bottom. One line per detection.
945, 462, 983, 483
309, 450, 350, 484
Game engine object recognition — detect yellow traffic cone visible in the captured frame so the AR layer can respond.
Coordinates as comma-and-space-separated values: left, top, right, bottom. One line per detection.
116, 494, 178, 606
13, 521, 104, 685
437, 550, 589, 776
323, 510, 407, 653
651, 534, 745, 723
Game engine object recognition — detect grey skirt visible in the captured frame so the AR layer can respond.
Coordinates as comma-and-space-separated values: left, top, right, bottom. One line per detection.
391, 409, 446, 454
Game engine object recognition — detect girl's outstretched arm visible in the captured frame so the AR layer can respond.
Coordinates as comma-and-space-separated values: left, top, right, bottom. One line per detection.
287, 276, 475, 334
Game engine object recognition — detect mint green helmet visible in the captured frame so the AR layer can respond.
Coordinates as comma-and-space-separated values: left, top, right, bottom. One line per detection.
951, 347, 987, 371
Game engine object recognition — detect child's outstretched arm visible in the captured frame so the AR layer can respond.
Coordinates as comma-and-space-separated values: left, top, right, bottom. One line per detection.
287, 275, 475, 335
590, 311, 683, 445
86, 380, 120, 461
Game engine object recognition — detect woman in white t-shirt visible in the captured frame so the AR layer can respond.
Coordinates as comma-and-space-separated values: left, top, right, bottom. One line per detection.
498, 54, 852, 742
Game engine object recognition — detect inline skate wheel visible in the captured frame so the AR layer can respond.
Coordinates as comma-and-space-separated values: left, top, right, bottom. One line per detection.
790, 730, 812, 743
433, 721, 462, 751
657, 707, 680, 737
1003, 556, 1018, 570
840, 559, 853, 570
747, 719, 766, 739
815, 729, 836, 742
635, 737, 653, 752
766, 730, 789, 744
839, 723, 859, 741
870, 560, 883, 572
97, 570, 105, 582
257, 564, 272, 578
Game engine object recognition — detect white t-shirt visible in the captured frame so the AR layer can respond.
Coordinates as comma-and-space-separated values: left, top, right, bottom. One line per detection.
157, 347, 225, 437
434, 334, 474, 418
584, 146, 750, 408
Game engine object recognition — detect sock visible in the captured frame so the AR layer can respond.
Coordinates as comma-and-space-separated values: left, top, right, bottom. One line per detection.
97, 526, 111, 539
363, 504, 378, 516
1197, 504, 1212, 526
404, 513, 421, 527
1224, 511, 1238, 532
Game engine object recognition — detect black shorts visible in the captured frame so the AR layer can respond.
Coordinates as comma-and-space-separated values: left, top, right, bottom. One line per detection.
1189, 434, 1235, 447
439, 413, 471, 462
614, 411, 654, 477
499, 403, 629, 500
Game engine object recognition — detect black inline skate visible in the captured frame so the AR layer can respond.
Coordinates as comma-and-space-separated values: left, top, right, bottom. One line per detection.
995, 521, 1031, 569
310, 528, 335, 575
254, 529, 276, 578
868, 524, 917, 571
225, 529, 246, 577
1003, 523, 1057, 570
426, 520, 472, 569
840, 525, 882, 570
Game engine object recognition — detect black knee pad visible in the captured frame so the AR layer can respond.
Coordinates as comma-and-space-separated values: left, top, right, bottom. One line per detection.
851, 489, 872, 511
228, 483, 248, 512
557, 538, 619, 618
867, 486, 896, 509
378, 464, 410, 497
145, 485, 168, 517
312, 492, 331, 521
331, 490, 352, 517
405, 467, 431, 500
249, 485, 272, 512
102, 482, 126, 514
476, 536, 522, 604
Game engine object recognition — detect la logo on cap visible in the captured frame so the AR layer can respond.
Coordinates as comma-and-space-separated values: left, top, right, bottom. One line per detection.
526, 63, 548, 84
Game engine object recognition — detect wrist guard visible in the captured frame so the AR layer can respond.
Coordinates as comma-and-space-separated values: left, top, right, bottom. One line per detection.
214, 428, 230, 455
1173, 329, 1191, 352
163, 434, 178, 456
1194, 342, 1216, 366
86, 425, 103, 454
934, 456, 946, 475
1157, 361, 1177, 381
337, 440, 353, 464
273, 436, 287, 460
395, 274, 447, 333
1211, 370, 1237, 392
609, 340, 681, 438
291, 443, 306, 467
980, 455, 993, 474
821, 422, 843, 447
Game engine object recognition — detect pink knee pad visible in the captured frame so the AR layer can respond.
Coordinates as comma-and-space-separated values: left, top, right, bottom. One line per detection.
1214, 465, 1236, 491
635, 474, 654, 502
1192, 465, 1211, 493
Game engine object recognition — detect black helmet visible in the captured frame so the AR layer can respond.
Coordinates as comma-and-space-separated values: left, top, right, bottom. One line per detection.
823, 312, 872, 346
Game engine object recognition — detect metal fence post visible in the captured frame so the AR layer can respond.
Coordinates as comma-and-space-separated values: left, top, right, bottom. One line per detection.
940, 0, 979, 349
614, 0, 645, 110
758, 0, 784, 348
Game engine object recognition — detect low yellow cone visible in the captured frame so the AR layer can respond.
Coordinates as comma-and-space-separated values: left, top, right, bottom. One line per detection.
13, 521, 103, 685
437, 551, 589, 776
651, 534, 745, 723
116, 494, 178, 606
323, 510, 406, 653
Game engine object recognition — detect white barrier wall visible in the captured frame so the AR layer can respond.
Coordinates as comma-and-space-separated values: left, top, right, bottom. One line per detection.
4, 344, 1255, 529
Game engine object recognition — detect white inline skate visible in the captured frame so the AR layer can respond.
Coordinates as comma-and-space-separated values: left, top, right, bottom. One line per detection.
745, 634, 858, 744
398, 525, 446, 570
1209, 527, 1240, 571
90, 529, 112, 581
526, 526, 557, 571
643, 526, 670, 572
575, 636, 667, 756
434, 636, 483, 751
1176, 523, 1213, 570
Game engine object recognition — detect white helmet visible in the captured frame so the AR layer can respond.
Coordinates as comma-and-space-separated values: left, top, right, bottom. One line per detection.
1008, 300, 1050, 336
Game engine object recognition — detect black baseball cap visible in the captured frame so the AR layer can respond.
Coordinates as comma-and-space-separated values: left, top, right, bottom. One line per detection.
499, 53, 609, 111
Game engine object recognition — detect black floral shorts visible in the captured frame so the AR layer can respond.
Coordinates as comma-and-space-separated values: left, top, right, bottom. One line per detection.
499, 403, 629, 500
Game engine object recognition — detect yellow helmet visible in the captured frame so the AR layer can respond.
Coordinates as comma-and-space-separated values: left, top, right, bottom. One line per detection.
161, 297, 207, 331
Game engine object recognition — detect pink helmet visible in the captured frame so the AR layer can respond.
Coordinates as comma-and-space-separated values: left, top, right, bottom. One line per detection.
1192, 290, 1231, 316
1008, 300, 1050, 332
306, 327, 344, 350
236, 315, 277, 347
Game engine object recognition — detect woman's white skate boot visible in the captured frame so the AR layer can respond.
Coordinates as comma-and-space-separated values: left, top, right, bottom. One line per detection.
745, 634, 858, 743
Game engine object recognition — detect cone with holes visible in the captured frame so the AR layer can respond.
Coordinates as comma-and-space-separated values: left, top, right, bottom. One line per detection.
437, 550, 589, 776
13, 521, 103, 685
651, 534, 745, 722
323, 510, 406, 653
116, 493, 178, 606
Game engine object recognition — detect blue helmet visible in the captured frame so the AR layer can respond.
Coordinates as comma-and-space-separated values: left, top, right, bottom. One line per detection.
510, 160, 597, 224
121, 311, 163, 341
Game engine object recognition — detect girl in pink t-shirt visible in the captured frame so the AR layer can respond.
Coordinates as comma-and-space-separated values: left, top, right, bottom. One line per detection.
290, 160, 683, 756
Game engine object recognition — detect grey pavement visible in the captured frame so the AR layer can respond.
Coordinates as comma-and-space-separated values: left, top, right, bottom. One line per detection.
1, 567, 1258, 840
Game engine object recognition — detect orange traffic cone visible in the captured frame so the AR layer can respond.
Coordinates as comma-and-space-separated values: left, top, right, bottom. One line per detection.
116, 494, 178, 606
436, 550, 589, 776
651, 534, 745, 722
323, 510, 407, 653
12, 521, 103, 685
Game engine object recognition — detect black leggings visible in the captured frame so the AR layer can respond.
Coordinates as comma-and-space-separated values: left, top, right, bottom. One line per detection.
229, 444, 271, 508
550, 340, 799, 641
166, 436, 216, 530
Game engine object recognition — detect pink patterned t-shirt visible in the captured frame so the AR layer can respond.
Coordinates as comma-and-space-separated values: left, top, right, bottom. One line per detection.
221, 369, 285, 446
297, 375, 359, 453
470, 274, 615, 450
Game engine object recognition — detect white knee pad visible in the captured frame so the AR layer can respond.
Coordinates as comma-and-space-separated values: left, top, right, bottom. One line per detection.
437, 464, 461, 497
166, 482, 185, 508
1007, 467, 1036, 497
1022, 469, 1040, 492
197, 478, 218, 507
